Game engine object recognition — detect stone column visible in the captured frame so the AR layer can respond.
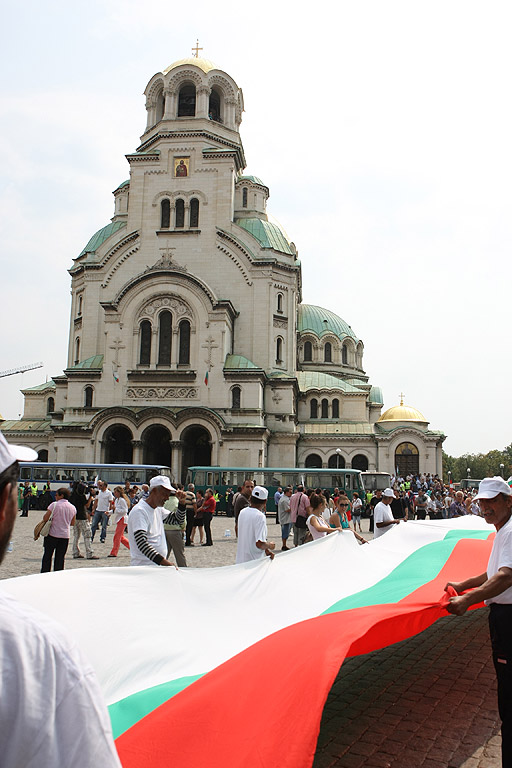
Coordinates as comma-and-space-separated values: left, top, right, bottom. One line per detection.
225, 99, 236, 129
170, 441, 182, 484
145, 99, 154, 131
163, 88, 176, 119
171, 327, 179, 367
196, 86, 210, 119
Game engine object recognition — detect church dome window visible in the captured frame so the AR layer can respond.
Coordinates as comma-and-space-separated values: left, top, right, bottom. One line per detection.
242, 187, 248, 208
209, 88, 222, 122
321, 398, 329, 419
231, 386, 241, 409
139, 320, 152, 365
74, 337, 80, 366
277, 293, 283, 313
178, 319, 191, 365
158, 311, 172, 365
178, 84, 196, 117
77, 294, 83, 317
342, 343, 348, 365
175, 199, 185, 228
324, 342, 332, 363
310, 398, 318, 419
304, 341, 313, 362
47, 397, 55, 414
161, 199, 170, 229
332, 398, 339, 419
155, 90, 165, 123
84, 386, 93, 408
190, 198, 199, 228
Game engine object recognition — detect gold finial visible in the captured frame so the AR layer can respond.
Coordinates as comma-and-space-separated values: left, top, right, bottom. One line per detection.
399, 392, 405, 406
192, 39, 203, 58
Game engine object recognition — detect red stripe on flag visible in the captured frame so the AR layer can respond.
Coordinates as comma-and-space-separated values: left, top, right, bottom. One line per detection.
115, 537, 492, 768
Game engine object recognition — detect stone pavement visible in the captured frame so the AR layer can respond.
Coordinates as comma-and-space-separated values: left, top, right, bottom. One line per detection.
2, 513, 502, 767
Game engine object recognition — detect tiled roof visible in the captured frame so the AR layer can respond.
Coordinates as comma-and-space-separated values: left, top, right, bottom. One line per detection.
297, 304, 359, 342
224, 354, 260, 370
235, 217, 294, 256
21, 380, 55, 393
296, 372, 363, 393
78, 222, 127, 258
66, 355, 104, 371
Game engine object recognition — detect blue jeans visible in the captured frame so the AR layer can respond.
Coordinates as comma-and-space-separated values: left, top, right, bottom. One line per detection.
91, 510, 109, 542
281, 522, 292, 540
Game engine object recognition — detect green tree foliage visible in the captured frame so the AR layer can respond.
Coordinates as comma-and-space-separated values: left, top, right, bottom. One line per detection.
443, 446, 512, 483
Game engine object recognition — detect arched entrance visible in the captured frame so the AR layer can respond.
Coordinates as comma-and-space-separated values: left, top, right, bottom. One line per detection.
181, 426, 212, 483
395, 442, 419, 476
305, 453, 322, 468
103, 425, 133, 463
352, 454, 369, 471
37, 449, 49, 462
328, 453, 345, 469
142, 425, 172, 467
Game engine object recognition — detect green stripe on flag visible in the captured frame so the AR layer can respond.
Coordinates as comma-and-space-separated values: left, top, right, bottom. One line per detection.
109, 674, 204, 739
322, 529, 491, 615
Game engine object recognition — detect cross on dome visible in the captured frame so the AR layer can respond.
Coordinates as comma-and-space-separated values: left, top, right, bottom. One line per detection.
192, 39, 203, 58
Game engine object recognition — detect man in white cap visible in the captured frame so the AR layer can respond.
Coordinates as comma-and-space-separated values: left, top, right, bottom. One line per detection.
446, 476, 512, 767
0, 430, 122, 767
373, 488, 401, 539
128, 475, 186, 566
236, 485, 276, 564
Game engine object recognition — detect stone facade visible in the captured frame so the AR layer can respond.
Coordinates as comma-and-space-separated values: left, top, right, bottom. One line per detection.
1, 57, 445, 481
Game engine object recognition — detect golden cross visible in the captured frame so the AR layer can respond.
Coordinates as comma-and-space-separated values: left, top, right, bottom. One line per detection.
192, 39, 203, 58
399, 392, 405, 406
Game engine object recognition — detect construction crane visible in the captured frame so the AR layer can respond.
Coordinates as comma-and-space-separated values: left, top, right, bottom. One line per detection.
0, 362, 44, 379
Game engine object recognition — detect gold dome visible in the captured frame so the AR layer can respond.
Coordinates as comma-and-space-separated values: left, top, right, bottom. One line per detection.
162, 57, 218, 75
377, 395, 427, 423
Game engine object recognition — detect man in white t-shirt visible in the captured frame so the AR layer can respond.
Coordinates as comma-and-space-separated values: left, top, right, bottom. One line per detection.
373, 488, 401, 539
236, 486, 276, 564
446, 477, 512, 768
128, 475, 186, 567
0, 430, 122, 768
91, 480, 114, 543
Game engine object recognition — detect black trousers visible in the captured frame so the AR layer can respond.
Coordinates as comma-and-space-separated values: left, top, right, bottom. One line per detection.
185, 509, 195, 545
41, 535, 69, 572
489, 603, 512, 768
203, 511, 213, 545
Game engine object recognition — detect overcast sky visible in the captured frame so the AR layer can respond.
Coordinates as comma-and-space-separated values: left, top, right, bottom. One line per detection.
0, 0, 510, 457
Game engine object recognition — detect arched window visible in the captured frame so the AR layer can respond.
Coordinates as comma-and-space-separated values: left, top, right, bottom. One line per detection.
328, 453, 345, 468
47, 397, 55, 414
155, 90, 165, 122
342, 344, 348, 365
277, 293, 283, 313
190, 198, 199, 228
276, 337, 283, 363
158, 311, 172, 365
178, 319, 191, 365
310, 398, 318, 419
352, 454, 369, 471
242, 187, 248, 208
231, 386, 241, 409
161, 199, 170, 228
77, 295, 82, 316
321, 398, 329, 418
74, 337, 80, 365
175, 199, 185, 228
324, 342, 332, 362
178, 84, 196, 116
332, 398, 339, 418
84, 386, 93, 408
305, 453, 322, 468
209, 88, 221, 122
37, 449, 49, 462
139, 320, 151, 365
304, 341, 312, 362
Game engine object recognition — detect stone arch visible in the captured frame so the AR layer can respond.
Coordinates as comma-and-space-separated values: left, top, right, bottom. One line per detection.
37, 449, 49, 462
356, 341, 364, 369
103, 424, 133, 463
83, 385, 94, 408
181, 424, 212, 482
145, 75, 165, 104
328, 453, 345, 469
395, 441, 419, 476
207, 74, 236, 102
168, 69, 203, 92
141, 424, 172, 466
47, 396, 55, 414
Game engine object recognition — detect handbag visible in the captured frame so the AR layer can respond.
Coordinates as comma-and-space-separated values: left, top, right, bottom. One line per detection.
34, 511, 53, 541
295, 513, 308, 529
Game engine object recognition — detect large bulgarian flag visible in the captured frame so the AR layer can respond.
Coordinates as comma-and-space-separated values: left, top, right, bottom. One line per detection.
2, 516, 493, 767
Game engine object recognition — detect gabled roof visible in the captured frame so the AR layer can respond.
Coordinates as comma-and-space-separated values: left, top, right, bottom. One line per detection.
21, 380, 55, 394
66, 355, 104, 371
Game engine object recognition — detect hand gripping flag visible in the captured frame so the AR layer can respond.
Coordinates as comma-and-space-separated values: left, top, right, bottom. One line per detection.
2, 516, 493, 768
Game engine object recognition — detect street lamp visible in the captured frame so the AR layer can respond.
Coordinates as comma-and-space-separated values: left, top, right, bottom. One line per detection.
335, 447, 342, 469
467, 468, 471, 479
448, 471, 452, 487
500, 463, 505, 478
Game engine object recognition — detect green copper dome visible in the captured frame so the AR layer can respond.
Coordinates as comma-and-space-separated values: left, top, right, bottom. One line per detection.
297, 304, 359, 342
235, 217, 294, 256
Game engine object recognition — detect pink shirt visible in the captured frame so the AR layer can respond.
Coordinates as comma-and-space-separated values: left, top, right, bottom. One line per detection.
289, 492, 309, 523
48, 500, 76, 539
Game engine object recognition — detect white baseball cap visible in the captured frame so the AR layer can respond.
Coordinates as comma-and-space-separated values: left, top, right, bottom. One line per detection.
0, 430, 37, 474
382, 488, 395, 498
252, 485, 268, 500
475, 477, 512, 500
149, 475, 175, 491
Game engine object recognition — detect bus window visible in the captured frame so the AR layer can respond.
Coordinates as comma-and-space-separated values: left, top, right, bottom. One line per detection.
194, 471, 205, 485
33, 467, 50, 481
206, 472, 214, 486
20, 466, 32, 481
305, 473, 320, 489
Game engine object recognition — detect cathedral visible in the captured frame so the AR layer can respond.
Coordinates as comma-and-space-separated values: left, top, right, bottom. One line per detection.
1, 55, 445, 481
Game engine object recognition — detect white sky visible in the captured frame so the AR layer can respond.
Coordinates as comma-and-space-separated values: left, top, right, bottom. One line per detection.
0, 0, 510, 456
